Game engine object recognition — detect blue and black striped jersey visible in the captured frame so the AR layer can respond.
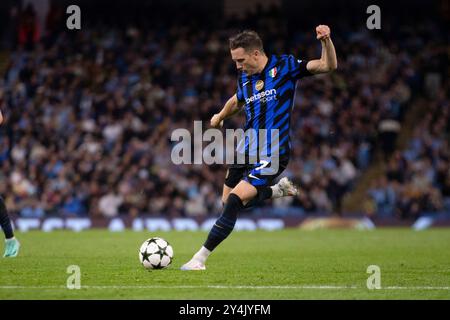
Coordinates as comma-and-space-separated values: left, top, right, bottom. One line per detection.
235, 54, 312, 162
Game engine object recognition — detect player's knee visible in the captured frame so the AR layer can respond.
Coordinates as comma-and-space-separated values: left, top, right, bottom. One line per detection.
232, 181, 258, 203
221, 195, 228, 205
222, 184, 233, 205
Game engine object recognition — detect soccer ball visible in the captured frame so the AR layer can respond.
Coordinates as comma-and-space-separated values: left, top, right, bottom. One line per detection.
139, 237, 174, 270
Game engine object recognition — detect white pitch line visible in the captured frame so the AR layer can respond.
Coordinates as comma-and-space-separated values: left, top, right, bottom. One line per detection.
0, 285, 449, 290
384, 286, 450, 290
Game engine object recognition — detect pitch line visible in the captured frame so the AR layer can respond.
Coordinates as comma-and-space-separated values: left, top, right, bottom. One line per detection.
0, 285, 449, 290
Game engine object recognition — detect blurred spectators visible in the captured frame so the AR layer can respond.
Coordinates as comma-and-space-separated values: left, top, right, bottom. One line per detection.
19, 196, 45, 218
367, 88, 449, 219
0, 2, 448, 219
18, 4, 40, 51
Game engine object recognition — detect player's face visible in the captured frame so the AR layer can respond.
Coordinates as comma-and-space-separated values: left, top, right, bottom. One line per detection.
231, 48, 260, 75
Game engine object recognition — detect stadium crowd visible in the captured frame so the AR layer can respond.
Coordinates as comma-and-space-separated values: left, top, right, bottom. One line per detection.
366, 87, 450, 219
0, 3, 448, 219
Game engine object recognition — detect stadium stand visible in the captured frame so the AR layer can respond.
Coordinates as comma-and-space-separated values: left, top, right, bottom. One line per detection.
0, 0, 448, 221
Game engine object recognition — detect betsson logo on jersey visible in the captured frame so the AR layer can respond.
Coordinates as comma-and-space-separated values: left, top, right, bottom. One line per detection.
245, 89, 277, 104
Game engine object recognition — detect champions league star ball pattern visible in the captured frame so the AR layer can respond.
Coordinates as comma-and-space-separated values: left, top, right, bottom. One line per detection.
139, 237, 174, 269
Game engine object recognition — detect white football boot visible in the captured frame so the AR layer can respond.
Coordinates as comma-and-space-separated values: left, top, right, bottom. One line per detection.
180, 258, 206, 271
278, 177, 299, 196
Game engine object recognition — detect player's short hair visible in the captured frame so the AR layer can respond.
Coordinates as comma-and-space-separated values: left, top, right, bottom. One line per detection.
229, 30, 264, 53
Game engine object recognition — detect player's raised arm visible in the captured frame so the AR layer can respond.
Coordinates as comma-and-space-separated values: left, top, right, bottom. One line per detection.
210, 94, 243, 128
0, 110, 3, 125
306, 25, 337, 74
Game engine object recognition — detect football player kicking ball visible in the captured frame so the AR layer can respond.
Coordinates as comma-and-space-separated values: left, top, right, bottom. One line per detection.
181, 25, 337, 270
0, 110, 20, 257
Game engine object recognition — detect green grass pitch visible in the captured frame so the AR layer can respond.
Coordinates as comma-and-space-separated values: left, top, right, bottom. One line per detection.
1, 229, 449, 299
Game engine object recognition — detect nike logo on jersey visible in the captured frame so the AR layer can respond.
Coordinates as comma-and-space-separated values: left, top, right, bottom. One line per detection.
248, 173, 260, 180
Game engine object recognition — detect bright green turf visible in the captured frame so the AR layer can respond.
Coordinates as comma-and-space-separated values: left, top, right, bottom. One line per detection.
1, 229, 450, 299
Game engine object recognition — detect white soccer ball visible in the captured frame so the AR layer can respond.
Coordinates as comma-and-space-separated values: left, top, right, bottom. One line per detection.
139, 237, 174, 270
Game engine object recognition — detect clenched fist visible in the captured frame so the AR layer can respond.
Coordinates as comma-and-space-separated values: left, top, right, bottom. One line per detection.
316, 25, 331, 41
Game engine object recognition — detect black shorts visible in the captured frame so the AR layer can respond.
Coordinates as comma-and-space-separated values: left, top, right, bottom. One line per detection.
224, 156, 289, 190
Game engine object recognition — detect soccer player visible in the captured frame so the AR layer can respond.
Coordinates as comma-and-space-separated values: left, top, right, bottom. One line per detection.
0, 110, 20, 257
181, 25, 337, 270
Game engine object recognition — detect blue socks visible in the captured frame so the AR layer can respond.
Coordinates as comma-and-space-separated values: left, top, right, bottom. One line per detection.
204, 193, 243, 251
0, 196, 14, 239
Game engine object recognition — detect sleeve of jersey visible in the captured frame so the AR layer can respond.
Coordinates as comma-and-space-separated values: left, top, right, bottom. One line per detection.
289, 55, 313, 80
236, 80, 245, 103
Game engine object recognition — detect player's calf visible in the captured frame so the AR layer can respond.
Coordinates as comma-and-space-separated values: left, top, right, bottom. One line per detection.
181, 192, 247, 270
